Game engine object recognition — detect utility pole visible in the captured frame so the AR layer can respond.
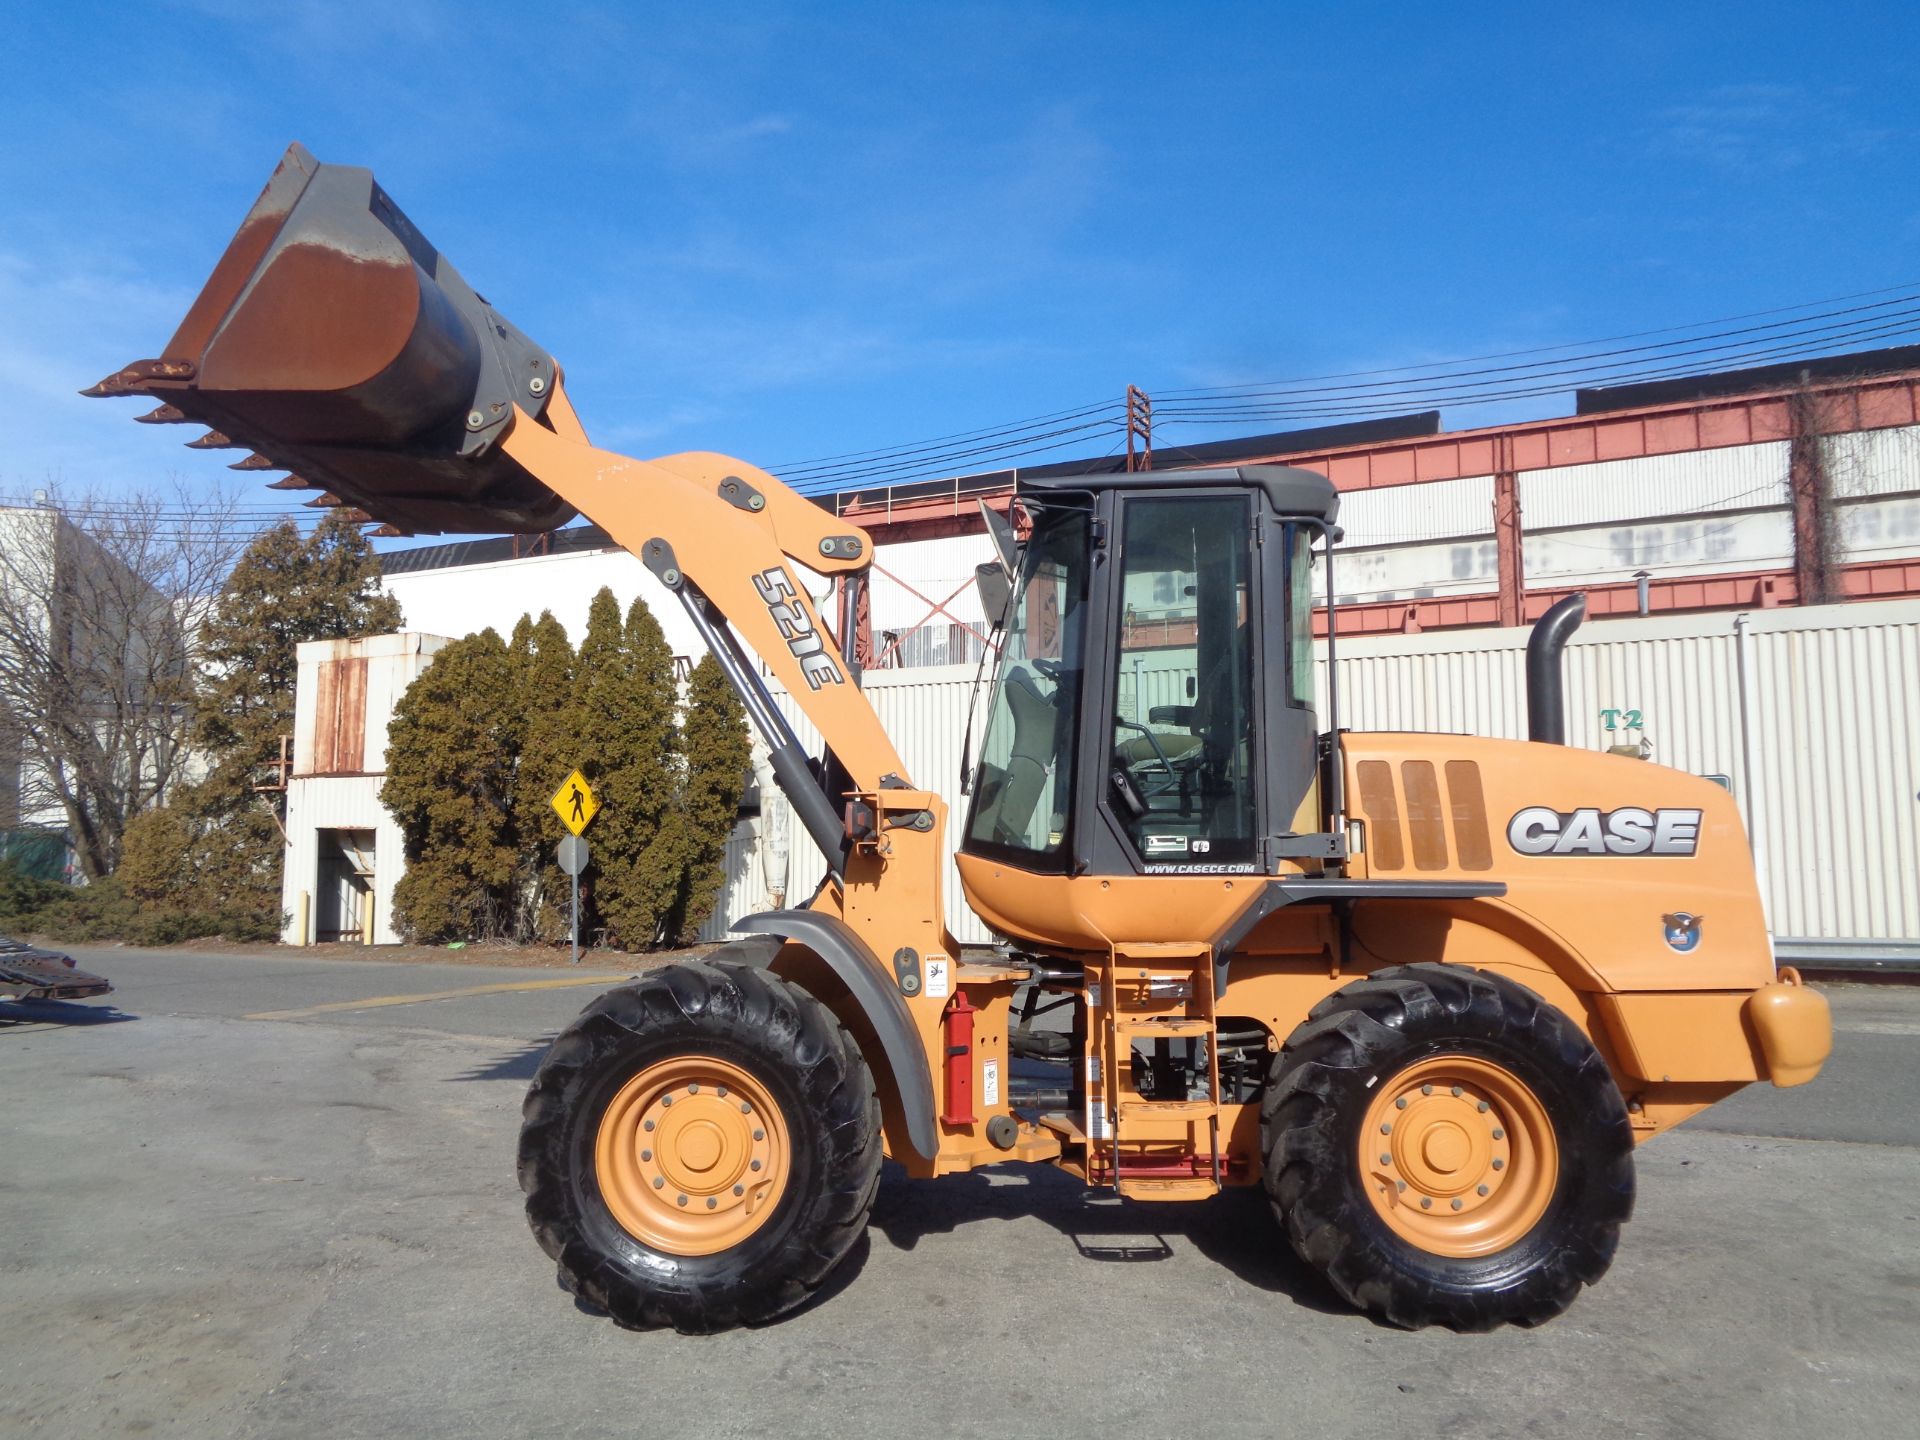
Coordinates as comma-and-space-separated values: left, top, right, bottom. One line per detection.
1125, 385, 1153, 473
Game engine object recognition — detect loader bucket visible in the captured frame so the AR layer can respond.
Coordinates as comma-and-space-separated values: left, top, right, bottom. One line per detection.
85, 143, 575, 535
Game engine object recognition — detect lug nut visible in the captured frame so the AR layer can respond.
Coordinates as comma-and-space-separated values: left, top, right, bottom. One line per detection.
641, 1149, 652, 1161
1492, 1159, 1505, 1171
1451, 1198, 1463, 1210
643, 1119, 655, 1131
717, 1086, 728, 1098
677, 1194, 688, 1206
1395, 1097, 1407, 1110
741, 1102, 752, 1114
653, 1177, 665, 1190
662, 1096, 673, 1108
752, 1129, 765, 1142
1379, 1153, 1391, 1166
1396, 1181, 1407, 1193
1379, 1123, 1392, 1135
688, 1084, 699, 1094
1492, 1128, 1505, 1140
734, 1184, 745, 1196
1451, 1086, 1463, 1097
707, 1197, 718, 1209
1420, 1197, 1432, 1209
750, 1160, 762, 1172
1421, 1085, 1432, 1096
1478, 1184, 1490, 1196
1477, 1101, 1489, 1113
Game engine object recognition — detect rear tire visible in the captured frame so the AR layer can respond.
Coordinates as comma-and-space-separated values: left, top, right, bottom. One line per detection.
519, 957, 881, 1333
1261, 963, 1633, 1330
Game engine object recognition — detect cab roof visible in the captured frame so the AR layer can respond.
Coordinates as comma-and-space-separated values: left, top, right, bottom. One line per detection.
1016, 463, 1339, 524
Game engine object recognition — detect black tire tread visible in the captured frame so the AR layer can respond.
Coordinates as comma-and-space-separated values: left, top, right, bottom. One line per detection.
1261, 963, 1634, 1331
518, 952, 881, 1334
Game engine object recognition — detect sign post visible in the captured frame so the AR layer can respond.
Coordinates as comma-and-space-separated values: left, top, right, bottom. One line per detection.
556, 834, 589, 964
551, 769, 599, 965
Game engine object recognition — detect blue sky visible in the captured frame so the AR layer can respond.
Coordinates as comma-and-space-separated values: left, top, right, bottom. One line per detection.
4, 2, 1918, 533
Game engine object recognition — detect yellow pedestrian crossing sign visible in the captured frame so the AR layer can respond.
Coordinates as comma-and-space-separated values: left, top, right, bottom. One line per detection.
552, 768, 599, 836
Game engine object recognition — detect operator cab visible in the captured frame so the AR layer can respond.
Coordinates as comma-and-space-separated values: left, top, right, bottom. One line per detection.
962, 465, 1340, 880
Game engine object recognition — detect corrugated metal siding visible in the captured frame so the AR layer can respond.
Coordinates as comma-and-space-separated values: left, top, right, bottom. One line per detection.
698, 820, 768, 944
728, 602, 1920, 948
279, 775, 408, 945
1324, 602, 1920, 940
867, 534, 995, 632
766, 664, 997, 945
1337, 474, 1494, 546
1335, 537, 1500, 604
1825, 423, 1920, 499
1522, 510, 1793, 586
1747, 610, 1920, 940
1520, 442, 1791, 529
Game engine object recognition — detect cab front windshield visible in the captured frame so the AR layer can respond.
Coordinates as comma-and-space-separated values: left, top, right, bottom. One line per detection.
963, 507, 1089, 864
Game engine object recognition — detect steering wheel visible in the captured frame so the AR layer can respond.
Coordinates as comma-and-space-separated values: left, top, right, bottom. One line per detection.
1113, 717, 1177, 780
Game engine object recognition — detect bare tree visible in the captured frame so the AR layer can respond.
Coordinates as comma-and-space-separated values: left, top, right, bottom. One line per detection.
0, 482, 248, 878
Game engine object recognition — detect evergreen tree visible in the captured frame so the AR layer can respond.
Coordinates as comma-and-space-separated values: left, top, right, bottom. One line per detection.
508, 610, 578, 942
381, 629, 520, 942
135, 510, 402, 935
572, 590, 680, 949
664, 653, 751, 943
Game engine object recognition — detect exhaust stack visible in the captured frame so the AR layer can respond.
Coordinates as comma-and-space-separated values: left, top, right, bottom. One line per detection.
1526, 592, 1587, 745
84, 143, 574, 536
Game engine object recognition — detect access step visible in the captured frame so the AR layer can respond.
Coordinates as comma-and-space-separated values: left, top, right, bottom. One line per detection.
1037, 1111, 1090, 1144
1116, 1176, 1220, 1201
1116, 1017, 1212, 1040
1116, 1099, 1216, 1120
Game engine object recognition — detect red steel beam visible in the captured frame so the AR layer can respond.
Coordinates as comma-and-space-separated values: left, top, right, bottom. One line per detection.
844, 370, 1920, 545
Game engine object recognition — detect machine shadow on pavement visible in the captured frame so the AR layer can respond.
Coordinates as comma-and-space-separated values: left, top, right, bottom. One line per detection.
0, 999, 137, 1028
451, 1035, 556, 1083
869, 1161, 1352, 1317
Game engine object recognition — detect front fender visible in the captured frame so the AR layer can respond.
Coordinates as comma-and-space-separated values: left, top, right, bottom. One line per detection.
730, 909, 938, 1159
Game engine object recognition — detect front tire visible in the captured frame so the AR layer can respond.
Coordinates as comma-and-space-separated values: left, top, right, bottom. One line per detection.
1262, 963, 1634, 1330
519, 957, 881, 1333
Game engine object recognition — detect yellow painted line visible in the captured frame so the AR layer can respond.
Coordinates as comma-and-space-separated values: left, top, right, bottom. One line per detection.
246, 973, 626, 1021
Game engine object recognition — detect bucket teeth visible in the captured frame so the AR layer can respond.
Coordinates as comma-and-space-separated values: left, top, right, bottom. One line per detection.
186, 430, 239, 450
303, 493, 344, 508
369, 525, 413, 538
228, 453, 281, 471
134, 404, 190, 425
265, 475, 321, 491
80, 358, 196, 398
338, 508, 374, 524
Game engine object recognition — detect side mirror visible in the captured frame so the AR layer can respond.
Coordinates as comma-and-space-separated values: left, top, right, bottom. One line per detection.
980, 499, 1021, 579
1147, 704, 1196, 729
974, 561, 1012, 627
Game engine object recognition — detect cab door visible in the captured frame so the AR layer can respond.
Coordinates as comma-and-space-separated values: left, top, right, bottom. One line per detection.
1087, 492, 1264, 873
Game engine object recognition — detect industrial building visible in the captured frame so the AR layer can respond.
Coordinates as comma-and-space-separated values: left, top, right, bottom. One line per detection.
279, 350, 1920, 960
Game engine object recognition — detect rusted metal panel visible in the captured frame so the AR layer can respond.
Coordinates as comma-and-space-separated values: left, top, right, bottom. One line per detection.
312, 656, 369, 774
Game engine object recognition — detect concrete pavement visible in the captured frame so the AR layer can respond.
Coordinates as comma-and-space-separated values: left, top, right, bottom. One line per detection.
2, 947, 1915, 1439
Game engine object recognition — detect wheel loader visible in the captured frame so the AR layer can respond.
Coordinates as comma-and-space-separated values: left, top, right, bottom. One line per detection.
91, 144, 1833, 1333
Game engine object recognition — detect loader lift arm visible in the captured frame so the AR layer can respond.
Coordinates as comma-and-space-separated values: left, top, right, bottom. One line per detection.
504, 383, 912, 879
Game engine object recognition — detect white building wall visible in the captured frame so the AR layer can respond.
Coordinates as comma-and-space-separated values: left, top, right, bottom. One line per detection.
382, 546, 706, 659
280, 632, 448, 946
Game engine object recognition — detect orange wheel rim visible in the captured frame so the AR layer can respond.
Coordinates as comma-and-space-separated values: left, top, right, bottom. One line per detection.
594, 1055, 790, 1256
1359, 1054, 1558, 1259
